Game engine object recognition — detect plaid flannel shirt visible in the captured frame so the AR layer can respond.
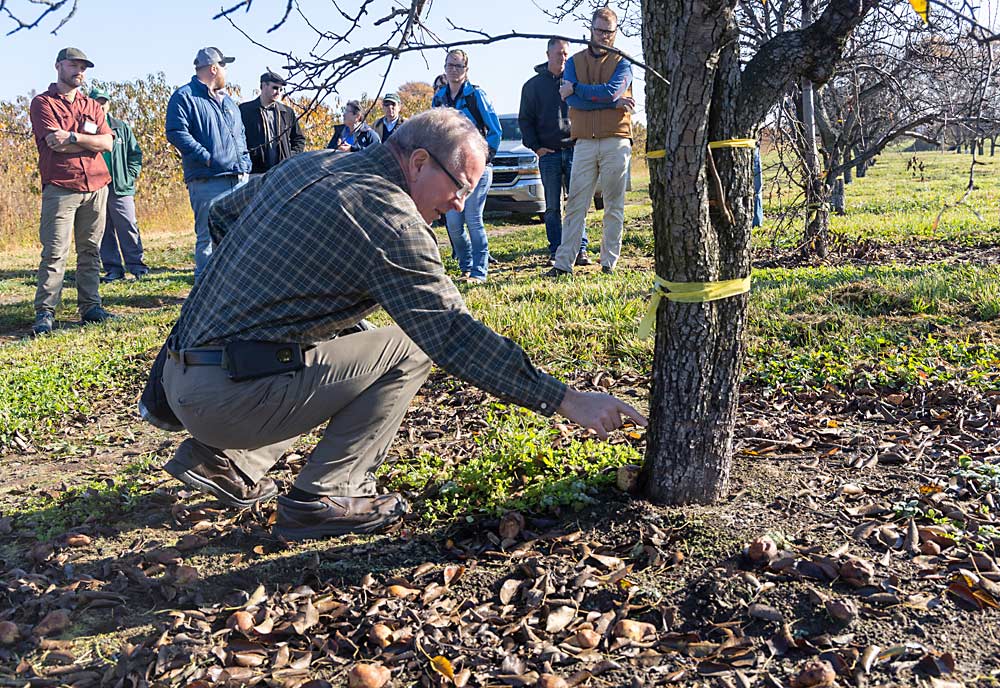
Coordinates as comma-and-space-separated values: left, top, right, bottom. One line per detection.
173, 144, 566, 416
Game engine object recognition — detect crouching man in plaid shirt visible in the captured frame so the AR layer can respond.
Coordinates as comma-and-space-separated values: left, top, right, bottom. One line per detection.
158, 108, 646, 541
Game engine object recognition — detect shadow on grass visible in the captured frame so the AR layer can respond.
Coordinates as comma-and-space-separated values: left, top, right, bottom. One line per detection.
751, 264, 940, 292
484, 211, 544, 228
0, 295, 186, 339
0, 268, 36, 286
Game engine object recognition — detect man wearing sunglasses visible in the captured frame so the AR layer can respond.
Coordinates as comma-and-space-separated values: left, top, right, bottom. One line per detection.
545, 7, 635, 278
155, 108, 646, 541
240, 70, 306, 175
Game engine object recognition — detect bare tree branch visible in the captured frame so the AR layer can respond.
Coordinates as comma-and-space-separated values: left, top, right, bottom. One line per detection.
738, 0, 880, 130
1, 0, 78, 35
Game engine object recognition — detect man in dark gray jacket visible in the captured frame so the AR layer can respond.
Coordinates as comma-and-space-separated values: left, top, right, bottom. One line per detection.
240, 71, 306, 175
519, 38, 588, 266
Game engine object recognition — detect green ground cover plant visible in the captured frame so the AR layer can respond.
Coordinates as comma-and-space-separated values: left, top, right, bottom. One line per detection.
378, 403, 641, 521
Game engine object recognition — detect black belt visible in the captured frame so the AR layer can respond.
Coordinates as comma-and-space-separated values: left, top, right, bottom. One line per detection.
188, 174, 239, 183
167, 347, 224, 366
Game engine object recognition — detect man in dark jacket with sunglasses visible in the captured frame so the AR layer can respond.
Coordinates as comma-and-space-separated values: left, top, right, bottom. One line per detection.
240, 70, 306, 175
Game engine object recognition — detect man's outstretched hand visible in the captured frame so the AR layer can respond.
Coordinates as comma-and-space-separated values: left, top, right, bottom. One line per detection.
556, 388, 648, 440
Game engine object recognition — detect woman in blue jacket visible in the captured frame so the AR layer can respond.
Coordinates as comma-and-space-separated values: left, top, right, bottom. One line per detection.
327, 100, 381, 152
432, 50, 502, 283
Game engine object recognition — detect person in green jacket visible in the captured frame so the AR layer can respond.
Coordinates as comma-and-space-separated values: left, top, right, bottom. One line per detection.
91, 87, 148, 281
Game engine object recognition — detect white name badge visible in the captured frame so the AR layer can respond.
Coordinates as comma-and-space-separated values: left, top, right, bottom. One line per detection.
82, 120, 98, 134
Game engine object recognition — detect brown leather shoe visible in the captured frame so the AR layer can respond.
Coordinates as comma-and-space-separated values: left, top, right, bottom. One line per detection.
575, 251, 592, 266
163, 438, 278, 508
273, 493, 410, 540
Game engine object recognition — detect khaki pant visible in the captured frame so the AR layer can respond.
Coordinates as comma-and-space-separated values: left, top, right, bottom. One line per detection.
34, 184, 109, 316
162, 326, 431, 496
554, 137, 632, 273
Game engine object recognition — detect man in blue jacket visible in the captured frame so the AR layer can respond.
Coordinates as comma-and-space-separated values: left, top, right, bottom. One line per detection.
432, 50, 502, 283
166, 47, 251, 282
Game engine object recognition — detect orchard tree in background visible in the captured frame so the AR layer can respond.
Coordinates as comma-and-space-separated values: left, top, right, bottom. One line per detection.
397, 81, 436, 115
736, 0, 993, 253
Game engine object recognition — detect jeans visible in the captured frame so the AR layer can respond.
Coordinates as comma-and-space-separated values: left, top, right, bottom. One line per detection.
34, 184, 108, 316
187, 175, 246, 282
445, 165, 492, 280
554, 137, 631, 273
100, 192, 148, 278
539, 148, 587, 257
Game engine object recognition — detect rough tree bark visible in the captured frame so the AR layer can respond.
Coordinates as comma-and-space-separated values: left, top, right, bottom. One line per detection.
641, 0, 875, 504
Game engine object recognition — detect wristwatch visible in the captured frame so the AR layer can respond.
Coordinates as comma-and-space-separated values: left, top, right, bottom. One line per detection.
68, 132, 78, 144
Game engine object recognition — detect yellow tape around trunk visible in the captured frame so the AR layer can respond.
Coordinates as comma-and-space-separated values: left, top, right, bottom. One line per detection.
708, 138, 757, 149
646, 138, 757, 159
637, 274, 752, 339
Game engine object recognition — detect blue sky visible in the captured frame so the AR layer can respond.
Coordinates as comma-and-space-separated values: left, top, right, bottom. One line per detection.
0, 0, 647, 118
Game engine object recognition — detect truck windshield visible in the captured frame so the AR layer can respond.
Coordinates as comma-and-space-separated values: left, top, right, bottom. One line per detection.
500, 117, 522, 141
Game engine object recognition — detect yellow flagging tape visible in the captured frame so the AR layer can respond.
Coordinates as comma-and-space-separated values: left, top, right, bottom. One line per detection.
647, 138, 756, 159
637, 274, 752, 339
708, 138, 757, 149
908, 0, 929, 23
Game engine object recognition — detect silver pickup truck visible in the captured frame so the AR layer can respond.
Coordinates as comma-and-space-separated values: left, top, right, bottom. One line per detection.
485, 114, 545, 220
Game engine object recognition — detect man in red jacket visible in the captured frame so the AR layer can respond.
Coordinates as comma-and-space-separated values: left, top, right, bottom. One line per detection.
29, 47, 115, 336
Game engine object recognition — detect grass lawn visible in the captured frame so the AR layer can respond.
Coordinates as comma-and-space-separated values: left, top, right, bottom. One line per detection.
1, 150, 999, 687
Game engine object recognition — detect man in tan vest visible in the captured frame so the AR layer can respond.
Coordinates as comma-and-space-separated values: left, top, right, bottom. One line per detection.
544, 7, 634, 277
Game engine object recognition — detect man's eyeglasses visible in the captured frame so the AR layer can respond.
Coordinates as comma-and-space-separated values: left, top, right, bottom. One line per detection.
424, 148, 472, 200
444, 62, 467, 70
592, 26, 617, 36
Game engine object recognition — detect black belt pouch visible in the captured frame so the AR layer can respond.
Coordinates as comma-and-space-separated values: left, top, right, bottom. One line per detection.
222, 341, 305, 382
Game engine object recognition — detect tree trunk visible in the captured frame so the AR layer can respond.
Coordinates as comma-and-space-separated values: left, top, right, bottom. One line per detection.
831, 178, 845, 214
639, 0, 873, 506
799, 0, 827, 257
803, 176, 830, 254
991, 136, 996, 156
641, 0, 749, 504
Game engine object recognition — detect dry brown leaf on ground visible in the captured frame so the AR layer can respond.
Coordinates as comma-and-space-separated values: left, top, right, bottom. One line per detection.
33, 609, 70, 637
